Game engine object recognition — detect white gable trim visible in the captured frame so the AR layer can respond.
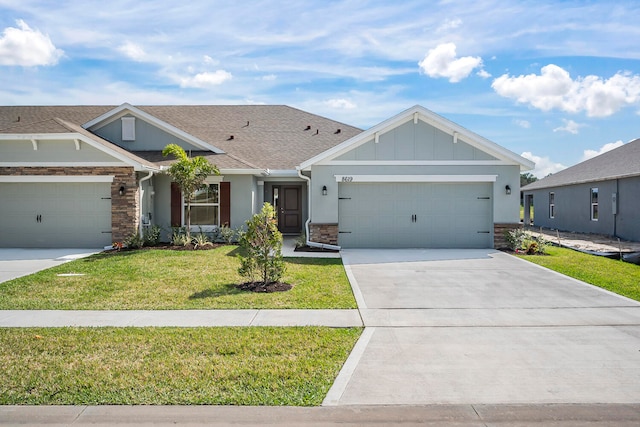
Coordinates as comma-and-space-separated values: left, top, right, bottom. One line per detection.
326, 160, 516, 166
299, 105, 534, 172
334, 174, 498, 183
82, 103, 224, 154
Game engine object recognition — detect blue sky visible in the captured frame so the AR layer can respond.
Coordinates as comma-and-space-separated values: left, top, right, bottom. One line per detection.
1, 0, 639, 177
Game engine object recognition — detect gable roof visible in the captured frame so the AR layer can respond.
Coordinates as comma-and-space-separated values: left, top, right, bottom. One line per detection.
299, 105, 534, 171
523, 138, 640, 190
0, 105, 361, 171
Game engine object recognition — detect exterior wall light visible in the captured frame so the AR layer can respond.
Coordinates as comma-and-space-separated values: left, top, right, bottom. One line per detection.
119, 185, 126, 196
322, 185, 328, 196
505, 185, 511, 195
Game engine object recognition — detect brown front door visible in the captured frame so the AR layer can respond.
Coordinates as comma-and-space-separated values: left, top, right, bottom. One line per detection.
273, 185, 302, 234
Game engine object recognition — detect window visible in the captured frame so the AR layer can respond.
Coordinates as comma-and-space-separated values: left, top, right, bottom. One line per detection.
549, 192, 555, 218
590, 188, 598, 221
186, 183, 219, 228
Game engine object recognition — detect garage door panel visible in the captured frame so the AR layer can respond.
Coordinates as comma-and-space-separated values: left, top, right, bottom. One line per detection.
0, 182, 112, 248
339, 182, 492, 248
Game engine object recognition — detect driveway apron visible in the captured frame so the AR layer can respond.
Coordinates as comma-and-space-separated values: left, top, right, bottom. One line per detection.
325, 249, 640, 405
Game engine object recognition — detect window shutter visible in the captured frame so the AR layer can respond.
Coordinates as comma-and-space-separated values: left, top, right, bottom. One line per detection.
220, 181, 231, 227
170, 182, 181, 227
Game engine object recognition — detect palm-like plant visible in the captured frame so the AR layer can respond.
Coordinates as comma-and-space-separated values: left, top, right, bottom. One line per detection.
162, 144, 219, 240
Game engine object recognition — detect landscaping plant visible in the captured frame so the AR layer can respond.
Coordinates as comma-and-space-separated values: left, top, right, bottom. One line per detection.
162, 143, 219, 240
238, 203, 286, 285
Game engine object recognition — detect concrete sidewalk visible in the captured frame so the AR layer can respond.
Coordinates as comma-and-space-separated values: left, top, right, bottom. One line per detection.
3, 404, 640, 426
0, 309, 363, 327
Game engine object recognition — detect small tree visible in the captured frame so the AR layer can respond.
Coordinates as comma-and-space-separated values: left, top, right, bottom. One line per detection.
162, 144, 219, 240
238, 203, 285, 285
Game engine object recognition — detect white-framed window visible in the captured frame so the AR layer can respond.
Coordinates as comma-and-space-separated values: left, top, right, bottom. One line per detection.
549, 192, 555, 218
590, 188, 598, 221
185, 183, 219, 229
121, 117, 136, 141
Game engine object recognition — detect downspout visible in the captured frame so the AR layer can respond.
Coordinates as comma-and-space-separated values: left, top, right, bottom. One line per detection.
138, 170, 154, 236
296, 167, 341, 251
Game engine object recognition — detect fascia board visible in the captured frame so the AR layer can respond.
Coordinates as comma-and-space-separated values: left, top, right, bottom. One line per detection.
82, 103, 225, 154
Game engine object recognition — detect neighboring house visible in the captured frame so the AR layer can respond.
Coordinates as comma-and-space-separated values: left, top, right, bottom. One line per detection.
522, 138, 640, 242
0, 103, 533, 249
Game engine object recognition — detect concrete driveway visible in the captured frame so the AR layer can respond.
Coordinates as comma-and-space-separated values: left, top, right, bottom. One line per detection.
0, 248, 100, 283
325, 249, 640, 405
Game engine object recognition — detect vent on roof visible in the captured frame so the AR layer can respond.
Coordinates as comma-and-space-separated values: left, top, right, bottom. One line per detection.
243, 121, 249, 127
334, 129, 341, 134
304, 125, 311, 131
227, 135, 234, 141
121, 117, 135, 141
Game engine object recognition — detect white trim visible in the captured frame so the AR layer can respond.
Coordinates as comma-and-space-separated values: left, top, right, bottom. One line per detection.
0, 162, 128, 167
83, 103, 224, 154
31, 139, 38, 150
334, 174, 498, 183
74, 139, 81, 150
218, 168, 264, 175
205, 175, 224, 184
0, 175, 115, 183
324, 160, 512, 166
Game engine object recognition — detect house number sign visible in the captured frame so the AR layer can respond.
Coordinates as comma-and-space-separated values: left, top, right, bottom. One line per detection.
341, 176, 354, 182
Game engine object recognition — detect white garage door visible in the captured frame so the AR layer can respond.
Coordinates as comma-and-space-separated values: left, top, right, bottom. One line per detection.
0, 182, 112, 248
338, 182, 493, 248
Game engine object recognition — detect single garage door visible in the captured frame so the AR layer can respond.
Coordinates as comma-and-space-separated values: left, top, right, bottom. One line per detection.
0, 182, 112, 248
338, 182, 492, 248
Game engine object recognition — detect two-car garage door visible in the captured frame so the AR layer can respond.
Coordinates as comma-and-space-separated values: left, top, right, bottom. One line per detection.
338, 182, 493, 248
0, 182, 112, 248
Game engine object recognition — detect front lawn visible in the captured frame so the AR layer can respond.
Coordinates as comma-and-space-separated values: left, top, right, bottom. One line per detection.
0, 327, 361, 406
0, 246, 357, 309
518, 246, 640, 302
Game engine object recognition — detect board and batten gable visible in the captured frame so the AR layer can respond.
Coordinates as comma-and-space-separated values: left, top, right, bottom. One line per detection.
0, 138, 128, 164
92, 114, 202, 152
334, 120, 498, 161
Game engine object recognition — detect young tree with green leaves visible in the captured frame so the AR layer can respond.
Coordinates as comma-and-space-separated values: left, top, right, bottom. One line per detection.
238, 203, 286, 285
162, 144, 219, 240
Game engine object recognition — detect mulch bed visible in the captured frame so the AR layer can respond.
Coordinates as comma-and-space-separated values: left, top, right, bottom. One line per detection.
237, 282, 293, 293
294, 245, 338, 253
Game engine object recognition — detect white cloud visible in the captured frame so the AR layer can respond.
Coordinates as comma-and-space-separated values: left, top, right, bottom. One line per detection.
581, 140, 624, 161
521, 151, 567, 178
178, 70, 232, 88
118, 41, 146, 61
513, 119, 530, 129
553, 119, 584, 134
0, 19, 63, 66
325, 98, 357, 109
477, 69, 491, 79
260, 74, 277, 81
418, 43, 483, 83
436, 18, 462, 33
492, 64, 640, 117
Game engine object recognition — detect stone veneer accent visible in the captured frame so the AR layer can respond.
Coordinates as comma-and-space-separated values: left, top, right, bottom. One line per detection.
0, 166, 139, 243
308, 223, 338, 246
494, 223, 521, 249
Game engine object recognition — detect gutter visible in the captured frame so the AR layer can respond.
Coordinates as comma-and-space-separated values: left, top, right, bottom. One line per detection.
138, 170, 154, 235
296, 167, 341, 251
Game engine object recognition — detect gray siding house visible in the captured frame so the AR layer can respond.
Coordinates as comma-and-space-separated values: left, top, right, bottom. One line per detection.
0, 103, 533, 249
522, 138, 640, 242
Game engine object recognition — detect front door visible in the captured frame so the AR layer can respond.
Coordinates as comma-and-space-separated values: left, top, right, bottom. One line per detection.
273, 185, 302, 234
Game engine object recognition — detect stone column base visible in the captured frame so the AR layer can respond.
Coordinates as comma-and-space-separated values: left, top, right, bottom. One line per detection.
494, 223, 522, 249
308, 223, 338, 246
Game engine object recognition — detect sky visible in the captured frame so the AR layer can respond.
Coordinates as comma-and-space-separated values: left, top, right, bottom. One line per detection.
1, 0, 639, 178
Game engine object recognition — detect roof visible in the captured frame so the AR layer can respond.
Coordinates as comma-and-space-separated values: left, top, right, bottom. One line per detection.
0, 105, 362, 170
299, 105, 535, 171
523, 138, 640, 191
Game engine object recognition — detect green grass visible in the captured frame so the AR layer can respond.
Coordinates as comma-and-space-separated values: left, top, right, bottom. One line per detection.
519, 204, 534, 221
0, 327, 362, 406
518, 246, 640, 301
0, 246, 356, 310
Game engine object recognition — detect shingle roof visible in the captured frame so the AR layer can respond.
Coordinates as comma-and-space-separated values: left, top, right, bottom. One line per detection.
0, 105, 362, 170
523, 138, 640, 190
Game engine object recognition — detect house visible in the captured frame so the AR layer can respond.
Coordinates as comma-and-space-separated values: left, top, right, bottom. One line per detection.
0, 103, 533, 249
522, 138, 640, 242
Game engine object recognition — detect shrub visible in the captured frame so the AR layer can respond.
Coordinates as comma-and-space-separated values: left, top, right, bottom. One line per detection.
505, 229, 548, 255
192, 231, 212, 249
238, 203, 285, 284
294, 231, 307, 248
171, 227, 190, 246
143, 225, 162, 246
219, 225, 242, 244
124, 232, 144, 249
